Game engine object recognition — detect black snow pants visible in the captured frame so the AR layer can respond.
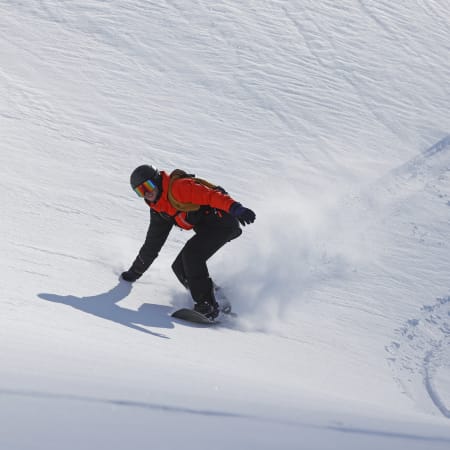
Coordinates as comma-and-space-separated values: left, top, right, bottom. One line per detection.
171, 208, 242, 304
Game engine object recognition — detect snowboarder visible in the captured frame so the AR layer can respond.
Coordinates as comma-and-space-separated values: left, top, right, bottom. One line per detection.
121, 165, 256, 319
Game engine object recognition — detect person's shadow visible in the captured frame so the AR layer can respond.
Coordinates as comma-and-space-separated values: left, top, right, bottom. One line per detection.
38, 280, 174, 339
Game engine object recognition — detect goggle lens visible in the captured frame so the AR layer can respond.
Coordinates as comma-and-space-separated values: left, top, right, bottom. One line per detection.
134, 179, 157, 197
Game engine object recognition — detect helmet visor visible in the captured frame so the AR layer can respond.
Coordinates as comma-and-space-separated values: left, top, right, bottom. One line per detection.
134, 179, 157, 197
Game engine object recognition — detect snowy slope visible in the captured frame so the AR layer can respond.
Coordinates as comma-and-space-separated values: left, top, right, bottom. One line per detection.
1, 1, 450, 449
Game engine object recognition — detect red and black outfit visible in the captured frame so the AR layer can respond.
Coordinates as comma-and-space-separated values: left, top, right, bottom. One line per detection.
124, 171, 244, 313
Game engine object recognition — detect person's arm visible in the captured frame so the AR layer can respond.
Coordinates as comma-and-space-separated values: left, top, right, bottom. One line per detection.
121, 210, 173, 282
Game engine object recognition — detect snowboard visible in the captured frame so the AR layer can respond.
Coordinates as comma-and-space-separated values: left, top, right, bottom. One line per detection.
171, 284, 236, 325
171, 301, 236, 325
171, 308, 217, 325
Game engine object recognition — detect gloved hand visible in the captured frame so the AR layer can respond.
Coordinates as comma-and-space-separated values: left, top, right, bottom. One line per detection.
229, 202, 256, 226
121, 269, 141, 282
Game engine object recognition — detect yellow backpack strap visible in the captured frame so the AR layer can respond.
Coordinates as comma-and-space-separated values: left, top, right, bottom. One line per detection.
192, 177, 217, 190
168, 169, 220, 212
168, 169, 201, 212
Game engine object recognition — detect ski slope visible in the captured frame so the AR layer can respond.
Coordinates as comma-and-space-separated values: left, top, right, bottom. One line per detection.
1, 1, 450, 449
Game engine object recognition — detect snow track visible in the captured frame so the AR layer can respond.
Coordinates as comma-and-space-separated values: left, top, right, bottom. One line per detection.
388, 297, 450, 418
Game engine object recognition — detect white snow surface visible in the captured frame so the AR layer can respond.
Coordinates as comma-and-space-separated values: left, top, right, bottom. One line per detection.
1, 1, 450, 449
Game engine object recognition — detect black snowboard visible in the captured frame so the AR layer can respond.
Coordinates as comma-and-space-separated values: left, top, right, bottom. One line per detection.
172, 284, 236, 324
171, 301, 237, 325
171, 308, 217, 324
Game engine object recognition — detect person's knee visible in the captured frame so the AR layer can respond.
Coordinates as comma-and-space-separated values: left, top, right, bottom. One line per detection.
228, 225, 242, 242
171, 253, 181, 273
172, 254, 189, 288
171, 259, 179, 275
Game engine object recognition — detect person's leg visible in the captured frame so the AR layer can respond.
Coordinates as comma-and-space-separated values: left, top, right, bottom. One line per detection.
183, 210, 241, 280
171, 252, 188, 289
172, 211, 241, 316
171, 231, 218, 291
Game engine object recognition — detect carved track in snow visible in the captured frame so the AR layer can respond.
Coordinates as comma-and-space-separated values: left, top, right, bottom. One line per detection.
387, 296, 450, 418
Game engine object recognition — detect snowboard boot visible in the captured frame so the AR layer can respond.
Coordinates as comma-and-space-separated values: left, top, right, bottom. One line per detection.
189, 277, 219, 320
194, 301, 219, 319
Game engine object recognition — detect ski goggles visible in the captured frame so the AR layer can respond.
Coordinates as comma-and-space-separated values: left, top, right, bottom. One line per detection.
134, 179, 157, 197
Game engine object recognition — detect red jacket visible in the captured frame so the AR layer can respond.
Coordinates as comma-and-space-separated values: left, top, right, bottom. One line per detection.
147, 171, 235, 230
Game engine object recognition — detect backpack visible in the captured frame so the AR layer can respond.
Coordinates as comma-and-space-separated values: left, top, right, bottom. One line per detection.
168, 169, 219, 212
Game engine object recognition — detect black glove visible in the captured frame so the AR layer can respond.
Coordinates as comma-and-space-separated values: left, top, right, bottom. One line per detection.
121, 269, 141, 282
229, 202, 256, 226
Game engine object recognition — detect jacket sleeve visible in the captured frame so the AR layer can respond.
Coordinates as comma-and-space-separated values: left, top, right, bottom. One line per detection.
171, 178, 236, 212
128, 210, 173, 277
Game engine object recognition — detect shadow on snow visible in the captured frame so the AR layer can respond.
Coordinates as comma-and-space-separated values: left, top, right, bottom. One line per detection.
38, 280, 175, 339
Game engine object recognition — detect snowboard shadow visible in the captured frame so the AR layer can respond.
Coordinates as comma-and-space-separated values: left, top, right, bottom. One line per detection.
38, 280, 174, 339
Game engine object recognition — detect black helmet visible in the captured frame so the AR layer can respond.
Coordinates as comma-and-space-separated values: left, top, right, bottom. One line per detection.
130, 165, 160, 189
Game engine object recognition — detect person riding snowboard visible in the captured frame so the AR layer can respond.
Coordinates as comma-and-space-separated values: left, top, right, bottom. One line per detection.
121, 165, 256, 319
